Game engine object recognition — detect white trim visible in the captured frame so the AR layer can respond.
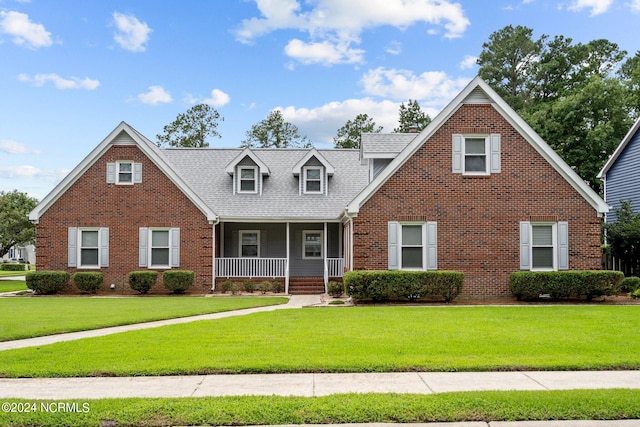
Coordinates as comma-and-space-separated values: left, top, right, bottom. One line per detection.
116, 160, 134, 185
149, 228, 172, 269
78, 228, 101, 269
345, 76, 608, 216
303, 166, 323, 194
29, 122, 218, 222
529, 222, 558, 272
292, 148, 335, 175
462, 135, 490, 176
224, 148, 270, 176
239, 230, 261, 258
598, 116, 640, 179
238, 166, 258, 194
302, 230, 323, 259
398, 222, 426, 270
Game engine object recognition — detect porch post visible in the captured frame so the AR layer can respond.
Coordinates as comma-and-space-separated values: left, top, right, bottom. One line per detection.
285, 222, 290, 294
211, 222, 217, 292
323, 222, 328, 292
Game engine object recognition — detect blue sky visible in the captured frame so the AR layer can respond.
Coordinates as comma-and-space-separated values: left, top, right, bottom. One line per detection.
1, 0, 639, 200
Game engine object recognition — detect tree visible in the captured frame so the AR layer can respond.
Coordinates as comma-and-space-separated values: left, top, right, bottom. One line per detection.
333, 113, 382, 149
156, 104, 223, 148
0, 190, 38, 258
605, 200, 640, 274
241, 110, 310, 148
477, 25, 545, 111
394, 100, 431, 133
618, 50, 640, 115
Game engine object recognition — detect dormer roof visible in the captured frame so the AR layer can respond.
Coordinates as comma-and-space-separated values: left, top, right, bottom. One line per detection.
224, 148, 270, 176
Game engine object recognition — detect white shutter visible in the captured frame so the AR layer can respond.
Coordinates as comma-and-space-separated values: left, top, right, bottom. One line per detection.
519, 222, 531, 270
68, 227, 78, 267
139, 227, 148, 267
426, 221, 438, 270
99, 228, 109, 267
170, 228, 180, 267
106, 163, 116, 183
388, 222, 399, 270
133, 163, 142, 183
558, 221, 569, 270
490, 134, 501, 173
452, 134, 463, 173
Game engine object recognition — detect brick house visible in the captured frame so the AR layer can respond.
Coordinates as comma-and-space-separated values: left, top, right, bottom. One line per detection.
29, 77, 608, 297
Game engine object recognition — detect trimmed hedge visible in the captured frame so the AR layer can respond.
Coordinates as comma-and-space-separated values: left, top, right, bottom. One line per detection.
163, 270, 194, 294
128, 271, 158, 294
327, 280, 344, 298
622, 276, 640, 293
73, 272, 103, 293
0, 263, 27, 271
344, 270, 464, 303
510, 270, 624, 301
25, 271, 70, 294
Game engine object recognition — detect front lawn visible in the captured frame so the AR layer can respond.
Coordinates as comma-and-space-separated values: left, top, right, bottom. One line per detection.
2, 390, 640, 427
1, 306, 639, 377
0, 297, 287, 341
0, 280, 28, 293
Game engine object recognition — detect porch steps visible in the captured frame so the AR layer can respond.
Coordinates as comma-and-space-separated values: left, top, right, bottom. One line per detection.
288, 277, 325, 295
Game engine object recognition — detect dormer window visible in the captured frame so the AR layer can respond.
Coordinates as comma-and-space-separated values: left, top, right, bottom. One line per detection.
239, 166, 258, 193
303, 166, 323, 194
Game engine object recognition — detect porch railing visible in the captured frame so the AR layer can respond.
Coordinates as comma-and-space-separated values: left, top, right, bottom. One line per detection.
216, 258, 287, 278
327, 258, 344, 277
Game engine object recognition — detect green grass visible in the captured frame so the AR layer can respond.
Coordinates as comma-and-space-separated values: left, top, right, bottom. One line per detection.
0, 271, 27, 278
1, 390, 640, 427
0, 280, 28, 293
0, 296, 287, 341
1, 306, 639, 377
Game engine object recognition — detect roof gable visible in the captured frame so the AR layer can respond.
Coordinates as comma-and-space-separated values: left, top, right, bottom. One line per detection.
598, 116, 640, 179
346, 76, 608, 216
292, 148, 335, 175
29, 122, 218, 222
224, 148, 271, 176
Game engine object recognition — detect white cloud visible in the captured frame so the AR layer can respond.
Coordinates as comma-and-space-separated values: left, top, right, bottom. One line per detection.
460, 55, 478, 70
630, 0, 640, 11
0, 10, 52, 49
567, 0, 613, 15
235, 0, 470, 65
385, 41, 402, 55
360, 67, 469, 105
137, 86, 172, 105
0, 140, 40, 155
18, 73, 100, 90
112, 12, 152, 52
203, 89, 231, 107
284, 38, 364, 65
0, 165, 69, 182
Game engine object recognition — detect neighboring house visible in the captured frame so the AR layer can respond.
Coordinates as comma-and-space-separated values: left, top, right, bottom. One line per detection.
597, 116, 640, 224
29, 77, 608, 297
1, 244, 35, 265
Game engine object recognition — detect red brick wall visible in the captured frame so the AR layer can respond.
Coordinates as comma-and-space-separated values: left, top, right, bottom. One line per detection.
353, 104, 602, 298
35, 144, 213, 293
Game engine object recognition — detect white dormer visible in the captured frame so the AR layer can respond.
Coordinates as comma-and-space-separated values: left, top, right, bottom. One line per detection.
292, 149, 334, 195
225, 148, 270, 195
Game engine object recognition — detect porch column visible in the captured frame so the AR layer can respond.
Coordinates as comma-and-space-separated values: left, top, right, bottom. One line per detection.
323, 222, 328, 292
285, 222, 290, 294
211, 222, 217, 292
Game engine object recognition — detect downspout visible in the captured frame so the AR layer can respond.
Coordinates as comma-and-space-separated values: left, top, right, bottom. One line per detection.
210, 218, 220, 292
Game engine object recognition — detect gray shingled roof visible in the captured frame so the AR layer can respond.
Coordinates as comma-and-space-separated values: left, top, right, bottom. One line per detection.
360, 133, 416, 158
162, 148, 369, 220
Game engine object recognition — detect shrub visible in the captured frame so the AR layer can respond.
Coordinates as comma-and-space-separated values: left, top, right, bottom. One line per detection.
327, 280, 344, 298
242, 279, 255, 293
128, 271, 158, 294
26, 271, 70, 294
631, 288, 640, 299
73, 272, 103, 293
258, 280, 272, 294
230, 282, 241, 295
344, 270, 465, 303
219, 280, 233, 294
510, 271, 624, 301
271, 281, 283, 293
163, 270, 194, 294
622, 276, 640, 293
0, 263, 27, 272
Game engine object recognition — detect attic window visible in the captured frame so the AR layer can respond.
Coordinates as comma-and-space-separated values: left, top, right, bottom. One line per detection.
117, 161, 133, 184
239, 166, 257, 193
303, 166, 323, 194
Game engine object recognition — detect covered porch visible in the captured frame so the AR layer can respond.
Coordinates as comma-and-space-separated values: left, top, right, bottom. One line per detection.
213, 221, 344, 294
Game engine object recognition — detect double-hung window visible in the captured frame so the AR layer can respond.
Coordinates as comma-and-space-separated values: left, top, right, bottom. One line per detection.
150, 230, 170, 267
302, 230, 323, 259
107, 161, 141, 184
239, 231, 260, 257
464, 137, 489, 174
388, 222, 438, 270
68, 227, 109, 268
303, 167, 322, 194
452, 134, 501, 175
139, 227, 180, 268
239, 167, 257, 193
520, 221, 568, 271
117, 161, 133, 184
